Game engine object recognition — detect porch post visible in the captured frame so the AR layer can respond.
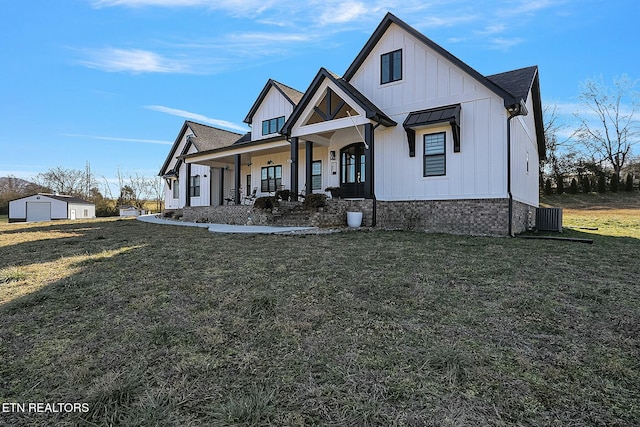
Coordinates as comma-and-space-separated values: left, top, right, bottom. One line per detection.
305, 140, 313, 196
185, 163, 191, 207
364, 123, 374, 199
219, 167, 225, 206
290, 137, 299, 201
234, 154, 241, 205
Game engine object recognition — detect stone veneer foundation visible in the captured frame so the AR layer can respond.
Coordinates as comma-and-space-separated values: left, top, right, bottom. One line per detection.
376, 198, 535, 236
180, 198, 535, 236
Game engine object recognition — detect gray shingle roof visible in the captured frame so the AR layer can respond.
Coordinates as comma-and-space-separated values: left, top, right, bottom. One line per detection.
243, 79, 303, 124
486, 66, 538, 101
186, 121, 243, 151
159, 121, 243, 176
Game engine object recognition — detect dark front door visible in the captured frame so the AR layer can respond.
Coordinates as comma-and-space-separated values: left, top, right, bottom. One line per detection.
340, 143, 365, 198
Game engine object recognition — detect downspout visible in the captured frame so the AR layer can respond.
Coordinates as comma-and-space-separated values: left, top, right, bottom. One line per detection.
370, 121, 381, 227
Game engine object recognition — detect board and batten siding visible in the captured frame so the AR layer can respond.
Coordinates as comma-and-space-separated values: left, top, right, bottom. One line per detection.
348, 22, 509, 201
510, 88, 540, 207
251, 86, 295, 142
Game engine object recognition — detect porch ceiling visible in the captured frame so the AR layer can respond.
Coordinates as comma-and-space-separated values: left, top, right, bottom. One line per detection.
182, 139, 290, 166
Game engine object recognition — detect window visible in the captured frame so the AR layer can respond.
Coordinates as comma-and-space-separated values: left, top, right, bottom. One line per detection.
190, 175, 200, 197
381, 49, 402, 84
261, 165, 282, 192
84, 209, 88, 217
424, 132, 446, 177
172, 179, 179, 199
262, 116, 285, 136
312, 160, 322, 190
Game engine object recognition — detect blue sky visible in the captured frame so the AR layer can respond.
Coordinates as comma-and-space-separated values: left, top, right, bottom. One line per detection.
1, 0, 638, 194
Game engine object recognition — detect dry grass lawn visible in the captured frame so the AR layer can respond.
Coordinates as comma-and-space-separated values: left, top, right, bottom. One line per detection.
0, 195, 638, 426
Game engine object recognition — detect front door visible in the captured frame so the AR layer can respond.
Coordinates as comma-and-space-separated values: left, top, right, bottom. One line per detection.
340, 143, 365, 198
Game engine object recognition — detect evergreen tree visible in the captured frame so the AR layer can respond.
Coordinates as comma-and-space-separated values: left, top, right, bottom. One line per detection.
556, 176, 564, 194
625, 174, 634, 191
570, 178, 578, 194
610, 173, 619, 192
544, 178, 553, 195
598, 175, 607, 193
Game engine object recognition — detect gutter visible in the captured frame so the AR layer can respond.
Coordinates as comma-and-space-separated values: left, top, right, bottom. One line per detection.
506, 99, 528, 237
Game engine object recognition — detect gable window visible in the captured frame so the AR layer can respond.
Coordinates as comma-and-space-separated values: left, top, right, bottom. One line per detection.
189, 175, 200, 197
381, 49, 402, 84
424, 132, 446, 177
261, 165, 282, 192
172, 179, 179, 199
262, 116, 285, 136
312, 160, 322, 190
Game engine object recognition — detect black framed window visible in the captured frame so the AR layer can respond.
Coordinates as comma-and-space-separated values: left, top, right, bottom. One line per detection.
189, 175, 200, 197
424, 132, 446, 177
261, 165, 282, 192
312, 160, 322, 190
262, 116, 285, 136
381, 49, 402, 84
172, 179, 179, 199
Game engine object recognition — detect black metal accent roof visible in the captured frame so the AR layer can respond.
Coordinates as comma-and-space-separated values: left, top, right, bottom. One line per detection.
403, 104, 460, 129
403, 104, 461, 157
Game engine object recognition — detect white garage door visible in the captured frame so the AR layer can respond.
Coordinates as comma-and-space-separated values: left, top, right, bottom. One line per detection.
26, 202, 51, 222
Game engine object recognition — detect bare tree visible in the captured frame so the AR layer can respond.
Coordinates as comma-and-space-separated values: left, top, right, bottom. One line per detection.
541, 104, 578, 188
574, 75, 639, 181
35, 167, 85, 196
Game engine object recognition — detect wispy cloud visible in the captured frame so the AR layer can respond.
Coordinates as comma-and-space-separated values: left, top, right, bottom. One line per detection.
318, 1, 369, 26
489, 37, 524, 51
63, 133, 173, 145
92, 0, 278, 15
145, 106, 249, 132
78, 48, 193, 73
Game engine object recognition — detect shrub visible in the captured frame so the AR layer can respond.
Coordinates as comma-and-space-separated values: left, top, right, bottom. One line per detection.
569, 178, 578, 194
556, 176, 564, 194
610, 174, 619, 192
544, 179, 552, 195
582, 177, 591, 193
625, 174, 634, 192
302, 193, 327, 209
598, 175, 607, 193
253, 196, 277, 211
275, 189, 291, 201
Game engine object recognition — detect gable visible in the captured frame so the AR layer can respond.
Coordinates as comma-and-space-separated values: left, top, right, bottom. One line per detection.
281, 68, 395, 138
245, 81, 302, 141
304, 87, 359, 125
344, 13, 516, 107
159, 121, 241, 176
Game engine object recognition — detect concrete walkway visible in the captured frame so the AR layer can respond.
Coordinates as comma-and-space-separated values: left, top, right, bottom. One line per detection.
137, 214, 318, 234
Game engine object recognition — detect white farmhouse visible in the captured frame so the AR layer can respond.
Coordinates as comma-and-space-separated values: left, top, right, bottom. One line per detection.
9, 194, 96, 223
159, 13, 544, 235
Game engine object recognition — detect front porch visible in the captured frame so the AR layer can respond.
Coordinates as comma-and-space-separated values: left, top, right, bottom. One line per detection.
181, 198, 375, 228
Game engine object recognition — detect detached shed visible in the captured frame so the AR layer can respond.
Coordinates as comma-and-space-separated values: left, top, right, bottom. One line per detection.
118, 206, 145, 217
9, 194, 96, 223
